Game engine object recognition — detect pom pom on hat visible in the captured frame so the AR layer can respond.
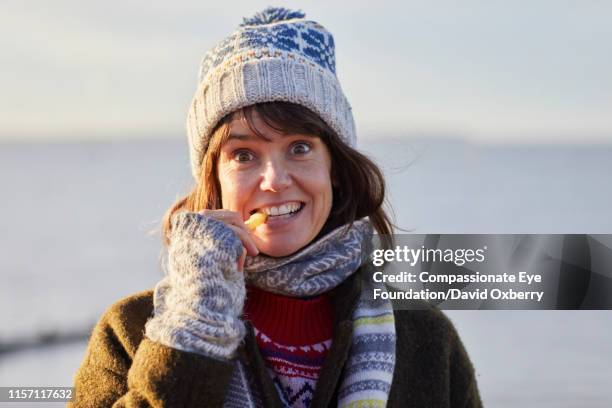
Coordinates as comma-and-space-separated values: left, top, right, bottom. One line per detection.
240, 6, 306, 27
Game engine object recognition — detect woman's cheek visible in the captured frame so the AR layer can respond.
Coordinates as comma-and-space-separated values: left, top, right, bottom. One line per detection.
225, 170, 258, 211
310, 168, 333, 218
218, 166, 242, 210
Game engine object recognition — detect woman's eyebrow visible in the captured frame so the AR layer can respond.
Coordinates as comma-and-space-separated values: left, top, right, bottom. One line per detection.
227, 132, 272, 142
227, 132, 317, 142
227, 133, 255, 141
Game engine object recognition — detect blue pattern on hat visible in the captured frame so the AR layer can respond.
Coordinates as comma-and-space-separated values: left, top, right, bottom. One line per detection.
198, 7, 336, 83
241, 26, 301, 53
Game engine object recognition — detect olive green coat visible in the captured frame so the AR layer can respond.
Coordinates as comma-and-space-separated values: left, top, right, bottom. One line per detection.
69, 272, 482, 407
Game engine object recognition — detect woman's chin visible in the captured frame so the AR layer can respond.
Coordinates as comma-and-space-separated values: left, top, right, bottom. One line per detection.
255, 238, 309, 258
253, 216, 327, 257
257, 245, 300, 258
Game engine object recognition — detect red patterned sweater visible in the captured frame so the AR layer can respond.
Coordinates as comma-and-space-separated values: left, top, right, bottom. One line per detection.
243, 285, 334, 408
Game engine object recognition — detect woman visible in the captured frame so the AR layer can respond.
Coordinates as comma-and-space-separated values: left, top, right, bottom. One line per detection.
70, 7, 482, 407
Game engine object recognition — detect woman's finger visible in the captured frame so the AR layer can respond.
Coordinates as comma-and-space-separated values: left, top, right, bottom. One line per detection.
199, 209, 249, 231
196, 209, 259, 257
236, 247, 247, 273
227, 224, 259, 257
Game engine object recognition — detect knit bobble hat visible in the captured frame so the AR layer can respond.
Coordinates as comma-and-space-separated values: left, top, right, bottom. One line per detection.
186, 6, 356, 179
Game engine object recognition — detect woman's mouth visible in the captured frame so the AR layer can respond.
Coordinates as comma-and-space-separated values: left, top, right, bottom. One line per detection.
252, 201, 305, 221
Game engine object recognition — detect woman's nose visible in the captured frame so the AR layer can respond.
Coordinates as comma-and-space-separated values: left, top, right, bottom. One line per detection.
260, 159, 292, 192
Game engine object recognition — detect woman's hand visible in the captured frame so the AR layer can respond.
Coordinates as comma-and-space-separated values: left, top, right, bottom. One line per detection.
197, 209, 259, 272
144, 211, 253, 360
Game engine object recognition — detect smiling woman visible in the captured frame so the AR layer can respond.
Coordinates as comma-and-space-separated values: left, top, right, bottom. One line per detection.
70, 6, 482, 408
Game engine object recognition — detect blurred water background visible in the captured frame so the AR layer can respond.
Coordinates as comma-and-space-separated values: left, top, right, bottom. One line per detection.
1, 138, 611, 407
2, 1, 612, 406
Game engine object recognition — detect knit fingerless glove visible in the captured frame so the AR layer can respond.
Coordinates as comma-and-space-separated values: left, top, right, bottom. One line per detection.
144, 211, 247, 360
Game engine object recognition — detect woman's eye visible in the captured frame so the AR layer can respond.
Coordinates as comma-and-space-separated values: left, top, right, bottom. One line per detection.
291, 142, 312, 155
233, 150, 255, 162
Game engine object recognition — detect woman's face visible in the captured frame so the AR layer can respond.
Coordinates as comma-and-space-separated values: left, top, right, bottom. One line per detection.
217, 111, 333, 257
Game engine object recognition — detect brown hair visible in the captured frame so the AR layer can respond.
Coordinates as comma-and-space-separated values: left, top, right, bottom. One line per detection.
161, 102, 394, 249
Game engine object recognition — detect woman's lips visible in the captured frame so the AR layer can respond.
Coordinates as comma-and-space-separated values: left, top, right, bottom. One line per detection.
250, 201, 305, 216
259, 203, 305, 229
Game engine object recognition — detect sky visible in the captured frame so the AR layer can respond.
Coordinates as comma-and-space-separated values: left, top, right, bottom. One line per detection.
1, 0, 611, 143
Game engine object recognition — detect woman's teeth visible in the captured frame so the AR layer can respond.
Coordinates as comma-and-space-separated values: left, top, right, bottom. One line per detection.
261, 202, 302, 217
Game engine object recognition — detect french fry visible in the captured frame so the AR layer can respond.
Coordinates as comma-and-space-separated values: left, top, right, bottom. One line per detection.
245, 212, 267, 231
